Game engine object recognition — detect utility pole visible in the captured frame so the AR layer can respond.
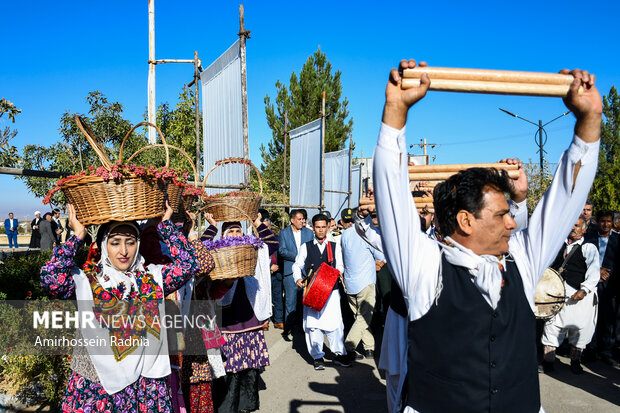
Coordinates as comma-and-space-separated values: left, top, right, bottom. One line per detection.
147, 0, 156, 143
410, 138, 440, 164
282, 112, 288, 228
321, 91, 326, 210
239, 4, 251, 185
499, 108, 570, 177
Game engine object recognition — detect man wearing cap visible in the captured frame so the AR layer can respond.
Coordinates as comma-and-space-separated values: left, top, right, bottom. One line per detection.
279, 209, 315, 337
341, 206, 385, 359
29, 211, 42, 249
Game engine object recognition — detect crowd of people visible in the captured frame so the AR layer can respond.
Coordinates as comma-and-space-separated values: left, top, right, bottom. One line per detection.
2, 208, 65, 250
23, 60, 617, 412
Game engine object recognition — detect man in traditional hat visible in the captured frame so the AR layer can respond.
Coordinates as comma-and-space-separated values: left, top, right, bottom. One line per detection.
374, 59, 601, 412
293, 213, 350, 370
29, 211, 42, 249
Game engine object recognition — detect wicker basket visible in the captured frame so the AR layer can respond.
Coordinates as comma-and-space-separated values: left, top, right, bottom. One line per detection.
209, 244, 259, 280
63, 117, 174, 226
202, 159, 263, 222
205, 205, 260, 280
127, 143, 201, 223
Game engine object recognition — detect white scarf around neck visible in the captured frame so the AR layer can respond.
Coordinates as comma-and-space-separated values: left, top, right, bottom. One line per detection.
439, 237, 506, 309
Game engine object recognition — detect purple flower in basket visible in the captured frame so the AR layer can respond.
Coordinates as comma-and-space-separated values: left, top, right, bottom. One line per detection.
202, 235, 264, 251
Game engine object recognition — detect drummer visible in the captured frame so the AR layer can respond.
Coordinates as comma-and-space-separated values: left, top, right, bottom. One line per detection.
374, 59, 601, 412
541, 216, 600, 374
293, 213, 351, 370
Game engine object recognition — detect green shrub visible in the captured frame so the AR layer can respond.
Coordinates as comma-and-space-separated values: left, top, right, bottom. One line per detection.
0, 248, 88, 300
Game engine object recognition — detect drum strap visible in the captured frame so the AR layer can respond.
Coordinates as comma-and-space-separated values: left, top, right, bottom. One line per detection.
558, 244, 581, 276
326, 242, 334, 264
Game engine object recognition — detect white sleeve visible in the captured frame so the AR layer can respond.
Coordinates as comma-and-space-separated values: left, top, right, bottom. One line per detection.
581, 243, 601, 293
509, 199, 528, 232
292, 243, 308, 283
354, 214, 384, 253
373, 123, 442, 321
335, 241, 344, 274
510, 135, 600, 303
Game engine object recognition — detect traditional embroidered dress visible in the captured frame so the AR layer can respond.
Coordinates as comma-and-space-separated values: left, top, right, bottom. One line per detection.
40, 220, 200, 412
202, 222, 278, 413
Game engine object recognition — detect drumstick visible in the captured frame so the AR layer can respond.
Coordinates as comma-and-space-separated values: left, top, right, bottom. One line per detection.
408, 163, 519, 173
401, 67, 582, 97
403, 67, 573, 85
410, 170, 519, 181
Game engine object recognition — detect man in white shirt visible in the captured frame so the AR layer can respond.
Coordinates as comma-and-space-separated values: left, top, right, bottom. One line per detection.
375, 59, 601, 413
293, 213, 350, 370
341, 208, 385, 359
541, 216, 600, 374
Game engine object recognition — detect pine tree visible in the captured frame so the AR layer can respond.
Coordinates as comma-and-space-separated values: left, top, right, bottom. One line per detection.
261, 48, 354, 195
590, 86, 620, 211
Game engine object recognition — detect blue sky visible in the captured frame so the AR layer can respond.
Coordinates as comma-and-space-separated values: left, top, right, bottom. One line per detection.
1, 0, 619, 218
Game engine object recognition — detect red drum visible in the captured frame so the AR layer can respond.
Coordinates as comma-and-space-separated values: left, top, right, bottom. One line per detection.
303, 262, 340, 312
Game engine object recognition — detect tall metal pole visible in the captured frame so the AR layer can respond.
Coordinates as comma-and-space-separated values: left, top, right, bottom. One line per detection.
321, 91, 326, 211
499, 108, 568, 180
536, 119, 545, 172
282, 113, 288, 228
239, 4, 250, 185
193, 51, 201, 177
194, 51, 202, 231
348, 134, 352, 208
147, 0, 156, 144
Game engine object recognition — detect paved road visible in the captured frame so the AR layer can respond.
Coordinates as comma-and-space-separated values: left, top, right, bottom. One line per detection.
259, 326, 620, 413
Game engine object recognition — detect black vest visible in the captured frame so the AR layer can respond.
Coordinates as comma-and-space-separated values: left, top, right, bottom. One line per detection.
550, 243, 587, 291
407, 255, 540, 413
304, 240, 339, 291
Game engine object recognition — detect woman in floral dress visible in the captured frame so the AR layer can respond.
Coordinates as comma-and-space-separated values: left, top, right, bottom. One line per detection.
40, 202, 201, 412
202, 214, 278, 413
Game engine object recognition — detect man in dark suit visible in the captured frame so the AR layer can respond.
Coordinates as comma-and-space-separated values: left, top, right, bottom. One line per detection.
278, 209, 314, 337
585, 209, 620, 365
4, 212, 19, 249
51, 208, 64, 245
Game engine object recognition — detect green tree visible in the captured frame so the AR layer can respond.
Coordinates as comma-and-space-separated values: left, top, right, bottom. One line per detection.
133, 86, 202, 178
21, 91, 148, 207
590, 86, 620, 211
0, 98, 21, 167
261, 48, 354, 196
524, 160, 552, 215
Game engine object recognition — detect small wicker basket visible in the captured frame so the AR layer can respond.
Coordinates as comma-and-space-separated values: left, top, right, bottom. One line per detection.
203, 205, 260, 280
202, 159, 263, 222
209, 244, 259, 280
63, 117, 175, 226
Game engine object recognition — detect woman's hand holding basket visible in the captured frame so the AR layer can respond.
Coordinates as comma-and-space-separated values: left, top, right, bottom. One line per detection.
67, 204, 87, 240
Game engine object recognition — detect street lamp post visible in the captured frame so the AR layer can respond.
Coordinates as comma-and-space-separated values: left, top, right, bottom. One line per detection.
499, 108, 570, 175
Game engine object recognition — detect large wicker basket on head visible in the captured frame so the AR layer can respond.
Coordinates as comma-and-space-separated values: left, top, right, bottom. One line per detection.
204, 205, 260, 280
202, 158, 263, 222
126, 143, 202, 222
63, 117, 174, 226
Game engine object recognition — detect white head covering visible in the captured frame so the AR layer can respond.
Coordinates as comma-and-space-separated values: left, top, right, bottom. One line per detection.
34, 211, 41, 216
98, 222, 144, 297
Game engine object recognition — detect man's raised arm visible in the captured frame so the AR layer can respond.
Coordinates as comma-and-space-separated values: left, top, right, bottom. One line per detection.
512, 68, 602, 301
374, 60, 442, 320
